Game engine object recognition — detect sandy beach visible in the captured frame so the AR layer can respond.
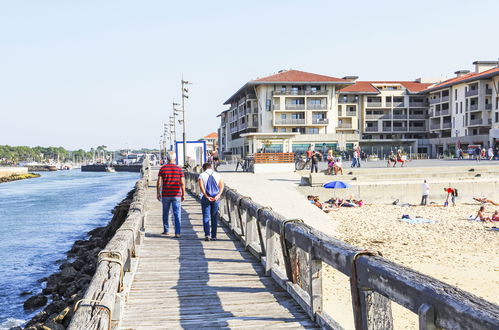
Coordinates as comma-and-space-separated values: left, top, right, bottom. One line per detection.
321, 202, 499, 329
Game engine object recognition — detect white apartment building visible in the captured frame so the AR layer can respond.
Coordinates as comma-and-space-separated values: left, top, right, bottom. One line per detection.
426, 61, 499, 155
338, 80, 432, 155
219, 70, 358, 156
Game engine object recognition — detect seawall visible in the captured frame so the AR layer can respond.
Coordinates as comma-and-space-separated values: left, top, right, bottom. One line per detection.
0, 167, 28, 177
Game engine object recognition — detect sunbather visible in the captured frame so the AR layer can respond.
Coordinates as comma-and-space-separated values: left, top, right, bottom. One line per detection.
473, 197, 499, 206
492, 210, 499, 222
475, 206, 491, 222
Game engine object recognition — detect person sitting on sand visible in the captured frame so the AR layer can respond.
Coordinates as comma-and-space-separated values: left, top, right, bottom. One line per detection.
387, 151, 397, 167
473, 197, 499, 206
307, 195, 315, 204
334, 157, 343, 175
326, 150, 335, 175
491, 210, 499, 222
396, 150, 406, 167
475, 206, 491, 222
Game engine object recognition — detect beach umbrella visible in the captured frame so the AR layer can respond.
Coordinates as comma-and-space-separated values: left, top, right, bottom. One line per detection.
323, 181, 352, 189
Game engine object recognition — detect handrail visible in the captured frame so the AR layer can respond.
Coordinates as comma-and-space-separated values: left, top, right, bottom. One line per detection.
68, 161, 150, 330
184, 171, 499, 330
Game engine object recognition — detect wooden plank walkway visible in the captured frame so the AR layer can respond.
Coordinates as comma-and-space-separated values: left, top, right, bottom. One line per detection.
120, 176, 318, 329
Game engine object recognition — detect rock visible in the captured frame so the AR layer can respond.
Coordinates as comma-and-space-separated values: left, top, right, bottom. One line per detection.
8, 327, 22, 330
60, 266, 77, 279
45, 300, 67, 316
23, 294, 48, 310
20, 290, 33, 296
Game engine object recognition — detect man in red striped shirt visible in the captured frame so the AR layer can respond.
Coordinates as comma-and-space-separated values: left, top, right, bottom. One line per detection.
156, 152, 185, 238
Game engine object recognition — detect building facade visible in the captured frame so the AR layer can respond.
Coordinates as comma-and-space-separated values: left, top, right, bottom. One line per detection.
219, 62, 499, 158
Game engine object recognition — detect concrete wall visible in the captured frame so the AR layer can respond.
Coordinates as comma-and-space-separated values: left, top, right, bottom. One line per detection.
0, 167, 28, 178
253, 163, 295, 174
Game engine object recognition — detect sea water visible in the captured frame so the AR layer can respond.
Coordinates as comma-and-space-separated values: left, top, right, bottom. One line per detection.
0, 170, 139, 328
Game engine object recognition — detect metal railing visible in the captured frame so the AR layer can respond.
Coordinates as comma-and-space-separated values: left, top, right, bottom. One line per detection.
485, 88, 493, 95
365, 114, 390, 120
429, 98, 440, 104
441, 109, 450, 116
470, 104, 479, 111
338, 98, 359, 103
311, 118, 329, 125
273, 90, 328, 96
274, 119, 306, 125
344, 110, 357, 116
337, 123, 352, 128
430, 123, 441, 130
409, 126, 426, 131
392, 114, 407, 119
183, 172, 499, 330
307, 104, 327, 110
386, 102, 405, 108
486, 104, 492, 110
365, 126, 378, 132
469, 118, 483, 126
409, 102, 427, 107
366, 102, 382, 107
272, 104, 280, 110
393, 126, 407, 131
382, 126, 392, 131
441, 95, 450, 102
285, 104, 306, 110
442, 122, 452, 129
465, 89, 478, 97
408, 114, 427, 119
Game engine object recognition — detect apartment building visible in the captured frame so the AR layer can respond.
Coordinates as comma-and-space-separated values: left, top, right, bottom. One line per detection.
219, 70, 358, 157
338, 80, 432, 155
426, 61, 499, 155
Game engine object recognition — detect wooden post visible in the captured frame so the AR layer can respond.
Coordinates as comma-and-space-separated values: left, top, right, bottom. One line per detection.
245, 212, 255, 248
265, 226, 276, 276
309, 257, 323, 320
418, 304, 439, 330
353, 287, 394, 330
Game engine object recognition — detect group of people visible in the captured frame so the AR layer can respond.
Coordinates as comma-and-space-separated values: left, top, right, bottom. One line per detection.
387, 150, 407, 167
474, 206, 499, 222
420, 181, 458, 207
156, 151, 224, 241
307, 195, 364, 212
326, 150, 343, 175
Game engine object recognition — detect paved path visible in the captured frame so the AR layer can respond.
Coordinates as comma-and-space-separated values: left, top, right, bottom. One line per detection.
120, 175, 317, 329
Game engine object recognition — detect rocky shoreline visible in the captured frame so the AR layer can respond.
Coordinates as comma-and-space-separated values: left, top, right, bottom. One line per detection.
13, 188, 135, 330
0, 173, 40, 184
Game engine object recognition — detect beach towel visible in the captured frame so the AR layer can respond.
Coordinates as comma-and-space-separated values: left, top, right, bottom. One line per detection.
400, 217, 436, 224
486, 227, 499, 232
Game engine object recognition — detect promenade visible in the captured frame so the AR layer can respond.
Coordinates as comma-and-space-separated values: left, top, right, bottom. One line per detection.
120, 172, 317, 329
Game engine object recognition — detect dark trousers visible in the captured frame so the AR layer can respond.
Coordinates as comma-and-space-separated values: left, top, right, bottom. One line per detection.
201, 196, 219, 238
311, 162, 318, 173
421, 194, 428, 206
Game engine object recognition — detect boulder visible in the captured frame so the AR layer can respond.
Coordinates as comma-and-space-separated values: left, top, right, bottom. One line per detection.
23, 294, 48, 310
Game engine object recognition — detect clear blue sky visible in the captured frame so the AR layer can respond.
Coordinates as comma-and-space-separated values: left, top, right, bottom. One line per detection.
1, 0, 498, 150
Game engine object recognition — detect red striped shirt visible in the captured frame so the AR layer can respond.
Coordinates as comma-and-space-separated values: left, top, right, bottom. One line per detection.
158, 164, 184, 197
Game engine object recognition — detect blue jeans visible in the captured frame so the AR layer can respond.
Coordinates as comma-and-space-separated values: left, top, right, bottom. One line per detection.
162, 197, 181, 235
201, 196, 219, 238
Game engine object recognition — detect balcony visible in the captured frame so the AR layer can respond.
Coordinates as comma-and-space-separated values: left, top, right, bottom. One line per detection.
442, 122, 452, 129
465, 89, 478, 97
273, 90, 328, 96
441, 109, 450, 116
285, 104, 305, 110
366, 102, 382, 107
307, 104, 327, 110
441, 96, 449, 103
432, 111, 441, 117
240, 122, 248, 130
312, 118, 329, 125
338, 98, 359, 104
387, 102, 405, 108
486, 104, 492, 110
274, 119, 306, 125
365, 126, 378, 132
382, 127, 392, 132
365, 114, 385, 120
470, 104, 479, 111
230, 126, 239, 133
344, 110, 357, 116
337, 123, 352, 129
409, 114, 427, 119
429, 97, 440, 104
485, 88, 493, 95
409, 102, 427, 107
272, 104, 280, 110
409, 126, 426, 131
247, 94, 256, 99
392, 114, 407, 119
430, 123, 441, 130
393, 126, 407, 131
469, 118, 483, 126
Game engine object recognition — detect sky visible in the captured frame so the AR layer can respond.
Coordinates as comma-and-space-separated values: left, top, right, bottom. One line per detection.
1, 0, 498, 150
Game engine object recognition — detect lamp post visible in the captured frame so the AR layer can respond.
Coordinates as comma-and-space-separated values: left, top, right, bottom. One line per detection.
169, 115, 176, 151
180, 79, 192, 167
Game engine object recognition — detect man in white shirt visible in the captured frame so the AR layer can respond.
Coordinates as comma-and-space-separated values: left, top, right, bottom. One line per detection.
421, 180, 430, 206
198, 163, 224, 241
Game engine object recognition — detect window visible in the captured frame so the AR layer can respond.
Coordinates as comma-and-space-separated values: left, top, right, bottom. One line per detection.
460, 102, 463, 113
290, 98, 304, 105
292, 127, 305, 134
281, 128, 286, 133
308, 128, 319, 134
455, 90, 457, 98
310, 85, 320, 92
309, 99, 321, 105
281, 114, 286, 119
273, 128, 277, 133
291, 113, 304, 119
452, 117, 455, 128
496, 112, 499, 123
266, 99, 271, 111
455, 103, 458, 114
281, 85, 286, 92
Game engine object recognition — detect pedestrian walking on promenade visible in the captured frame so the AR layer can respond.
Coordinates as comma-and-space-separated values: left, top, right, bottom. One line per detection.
487, 146, 494, 160
421, 180, 429, 206
310, 150, 322, 173
156, 151, 185, 238
198, 162, 224, 241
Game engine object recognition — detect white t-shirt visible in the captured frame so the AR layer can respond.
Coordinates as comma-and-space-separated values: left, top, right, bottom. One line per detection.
422, 182, 430, 195
199, 169, 222, 189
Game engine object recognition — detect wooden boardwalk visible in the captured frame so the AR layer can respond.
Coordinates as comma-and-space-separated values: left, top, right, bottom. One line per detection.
120, 180, 317, 329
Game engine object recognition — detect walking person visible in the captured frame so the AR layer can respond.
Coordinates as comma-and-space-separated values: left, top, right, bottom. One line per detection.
310, 150, 322, 173
421, 180, 429, 206
198, 162, 224, 241
487, 146, 494, 161
156, 151, 186, 238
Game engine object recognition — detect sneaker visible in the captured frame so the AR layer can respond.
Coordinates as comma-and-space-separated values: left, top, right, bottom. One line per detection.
161, 232, 169, 236
205, 237, 210, 241
175, 234, 181, 238
211, 237, 217, 241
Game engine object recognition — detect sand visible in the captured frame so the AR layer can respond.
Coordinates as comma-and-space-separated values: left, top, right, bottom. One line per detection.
321, 202, 499, 329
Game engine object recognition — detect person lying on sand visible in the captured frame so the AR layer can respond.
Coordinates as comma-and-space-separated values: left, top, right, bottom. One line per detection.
475, 206, 492, 222
473, 197, 499, 206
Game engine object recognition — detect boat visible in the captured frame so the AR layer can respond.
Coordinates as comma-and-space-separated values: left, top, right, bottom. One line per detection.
105, 166, 116, 173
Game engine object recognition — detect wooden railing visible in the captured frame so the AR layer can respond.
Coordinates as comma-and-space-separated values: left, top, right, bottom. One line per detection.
185, 171, 499, 330
68, 161, 151, 330
253, 152, 294, 164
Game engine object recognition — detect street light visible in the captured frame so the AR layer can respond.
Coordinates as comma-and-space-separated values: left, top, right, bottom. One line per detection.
181, 79, 192, 167
169, 115, 176, 151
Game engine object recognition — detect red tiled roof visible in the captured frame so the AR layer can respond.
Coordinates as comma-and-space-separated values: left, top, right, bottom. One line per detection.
203, 132, 218, 139
339, 81, 432, 93
426, 67, 499, 91
253, 70, 347, 83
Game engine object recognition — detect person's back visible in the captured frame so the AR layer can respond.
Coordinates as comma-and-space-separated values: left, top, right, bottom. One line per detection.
159, 163, 184, 197
198, 163, 224, 241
